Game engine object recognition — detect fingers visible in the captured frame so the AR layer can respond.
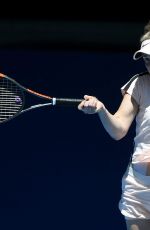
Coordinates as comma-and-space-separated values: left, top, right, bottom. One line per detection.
78, 95, 90, 110
78, 95, 102, 114
84, 95, 93, 100
78, 100, 85, 110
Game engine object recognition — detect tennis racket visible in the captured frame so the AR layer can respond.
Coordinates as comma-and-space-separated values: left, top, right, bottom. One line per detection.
0, 73, 83, 124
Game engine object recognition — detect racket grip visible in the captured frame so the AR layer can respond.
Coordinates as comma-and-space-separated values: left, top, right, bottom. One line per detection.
52, 98, 83, 106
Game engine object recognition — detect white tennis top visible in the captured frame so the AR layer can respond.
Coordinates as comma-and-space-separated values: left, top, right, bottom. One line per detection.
121, 72, 150, 165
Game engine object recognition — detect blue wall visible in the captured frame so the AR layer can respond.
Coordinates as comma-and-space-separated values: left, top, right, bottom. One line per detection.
0, 49, 145, 229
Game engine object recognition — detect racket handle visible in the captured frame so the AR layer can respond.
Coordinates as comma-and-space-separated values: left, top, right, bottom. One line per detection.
52, 98, 83, 106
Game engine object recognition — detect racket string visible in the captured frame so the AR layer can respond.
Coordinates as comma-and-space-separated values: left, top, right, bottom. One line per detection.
0, 78, 24, 122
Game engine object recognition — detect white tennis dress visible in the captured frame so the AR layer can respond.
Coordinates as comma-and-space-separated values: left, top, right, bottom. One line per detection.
118, 72, 150, 219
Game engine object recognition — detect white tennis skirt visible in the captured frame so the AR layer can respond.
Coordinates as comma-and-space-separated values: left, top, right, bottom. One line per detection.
118, 163, 150, 219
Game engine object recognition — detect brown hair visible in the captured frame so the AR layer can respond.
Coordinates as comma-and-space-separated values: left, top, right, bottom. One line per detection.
140, 20, 150, 42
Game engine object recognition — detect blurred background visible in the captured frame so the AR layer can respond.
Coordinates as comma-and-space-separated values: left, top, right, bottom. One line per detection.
0, 4, 149, 230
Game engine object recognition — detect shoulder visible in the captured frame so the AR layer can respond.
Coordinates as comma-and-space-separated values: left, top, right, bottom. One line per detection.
138, 71, 149, 79
129, 71, 149, 82
135, 71, 150, 86
120, 71, 150, 100
122, 71, 149, 90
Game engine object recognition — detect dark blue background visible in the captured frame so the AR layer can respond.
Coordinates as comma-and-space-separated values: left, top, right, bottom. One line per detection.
0, 48, 145, 229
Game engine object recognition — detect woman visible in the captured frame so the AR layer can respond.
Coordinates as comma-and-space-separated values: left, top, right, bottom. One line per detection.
78, 21, 150, 230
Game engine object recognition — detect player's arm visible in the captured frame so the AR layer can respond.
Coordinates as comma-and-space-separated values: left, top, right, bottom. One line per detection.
98, 93, 138, 140
78, 93, 138, 140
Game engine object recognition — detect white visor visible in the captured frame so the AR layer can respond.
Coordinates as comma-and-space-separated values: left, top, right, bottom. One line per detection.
133, 39, 150, 60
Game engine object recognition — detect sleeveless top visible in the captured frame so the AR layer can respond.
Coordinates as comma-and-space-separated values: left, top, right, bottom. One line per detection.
121, 72, 150, 169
